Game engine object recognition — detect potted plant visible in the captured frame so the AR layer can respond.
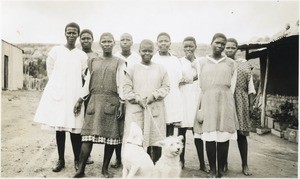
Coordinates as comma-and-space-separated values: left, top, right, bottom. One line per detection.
289, 115, 298, 130
284, 113, 298, 143
271, 101, 297, 132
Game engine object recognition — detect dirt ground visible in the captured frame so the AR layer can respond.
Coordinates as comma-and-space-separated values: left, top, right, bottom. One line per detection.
1, 90, 298, 178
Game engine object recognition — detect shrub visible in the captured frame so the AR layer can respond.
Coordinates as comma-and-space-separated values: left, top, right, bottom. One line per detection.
271, 101, 298, 129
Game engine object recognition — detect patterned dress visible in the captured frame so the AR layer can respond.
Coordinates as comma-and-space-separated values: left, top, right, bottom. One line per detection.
234, 59, 256, 136
81, 56, 126, 145
194, 55, 239, 142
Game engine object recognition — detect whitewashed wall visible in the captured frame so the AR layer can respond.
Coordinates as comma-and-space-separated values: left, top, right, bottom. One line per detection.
1, 40, 23, 90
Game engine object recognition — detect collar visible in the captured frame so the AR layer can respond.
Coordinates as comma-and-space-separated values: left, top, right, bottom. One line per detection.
154, 52, 175, 58
126, 141, 143, 147
206, 55, 226, 64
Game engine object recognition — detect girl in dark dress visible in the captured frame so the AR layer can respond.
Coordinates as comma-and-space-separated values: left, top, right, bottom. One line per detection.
74, 32, 126, 178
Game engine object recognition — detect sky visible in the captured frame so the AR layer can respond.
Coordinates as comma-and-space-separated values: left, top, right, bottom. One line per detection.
1, 0, 299, 44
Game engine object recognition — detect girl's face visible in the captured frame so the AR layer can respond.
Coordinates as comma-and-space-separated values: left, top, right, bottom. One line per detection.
65, 27, 79, 46
100, 35, 115, 53
80, 33, 93, 50
120, 34, 133, 51
211, 37, 226, 55
139, 43, 154, 64
224, 42, 238, 59
183, 40, 196, 59
157, 35, 171, 53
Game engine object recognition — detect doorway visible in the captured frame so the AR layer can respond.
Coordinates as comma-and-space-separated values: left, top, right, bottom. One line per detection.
4, 55, 8, 89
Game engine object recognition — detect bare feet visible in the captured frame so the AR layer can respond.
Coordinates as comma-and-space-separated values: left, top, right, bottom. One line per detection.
242, 166, 252, 176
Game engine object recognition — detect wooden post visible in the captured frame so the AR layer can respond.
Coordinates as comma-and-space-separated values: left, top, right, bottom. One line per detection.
245, 49, 249, 60
261, 56, 269, 128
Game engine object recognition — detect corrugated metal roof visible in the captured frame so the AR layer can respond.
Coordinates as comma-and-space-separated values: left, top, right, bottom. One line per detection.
238, 35, 299, 51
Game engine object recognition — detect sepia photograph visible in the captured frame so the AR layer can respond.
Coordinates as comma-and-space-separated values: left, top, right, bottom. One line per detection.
1, 0, 299, 178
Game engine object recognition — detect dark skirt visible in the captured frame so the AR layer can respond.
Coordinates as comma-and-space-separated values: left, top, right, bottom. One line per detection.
81, 93, 124, 139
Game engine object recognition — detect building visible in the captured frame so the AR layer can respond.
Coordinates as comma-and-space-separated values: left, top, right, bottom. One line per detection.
239, 35, 299, 128
1, 40, 24, 90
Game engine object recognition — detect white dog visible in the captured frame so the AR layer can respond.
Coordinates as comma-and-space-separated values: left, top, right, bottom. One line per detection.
122, 122, 154, 178
153, 135, 184, 178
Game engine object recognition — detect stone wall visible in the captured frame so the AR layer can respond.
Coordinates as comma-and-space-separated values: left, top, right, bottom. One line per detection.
266, 94, 298, 117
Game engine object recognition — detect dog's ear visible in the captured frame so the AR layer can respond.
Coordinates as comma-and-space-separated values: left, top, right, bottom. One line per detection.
178, 135, 184, 142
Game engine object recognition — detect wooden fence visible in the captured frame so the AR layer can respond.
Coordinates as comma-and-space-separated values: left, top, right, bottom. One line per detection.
23, 74, 47, 91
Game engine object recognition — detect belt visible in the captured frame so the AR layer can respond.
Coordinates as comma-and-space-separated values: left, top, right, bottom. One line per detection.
90, 90, 118, 96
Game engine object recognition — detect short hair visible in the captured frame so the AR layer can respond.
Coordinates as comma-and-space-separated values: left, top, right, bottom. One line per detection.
139, 39, 154, 49
120, 33, 133, 40
80, 29, 94, 39
157, 32, 171, 41
100, 32, 115, 41
65, 22, 80, 34
183, 36, 197, 46
227, 38, 238, 46
211, 33, 227, 44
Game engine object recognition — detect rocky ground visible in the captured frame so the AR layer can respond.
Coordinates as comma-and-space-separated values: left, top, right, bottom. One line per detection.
1, 90, 298, 178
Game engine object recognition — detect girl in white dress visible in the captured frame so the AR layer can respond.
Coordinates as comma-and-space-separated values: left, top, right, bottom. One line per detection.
34, 22, 88, 172
152, 32, 183, 137
114, 33, 141, 68
179, 36, 208, 172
